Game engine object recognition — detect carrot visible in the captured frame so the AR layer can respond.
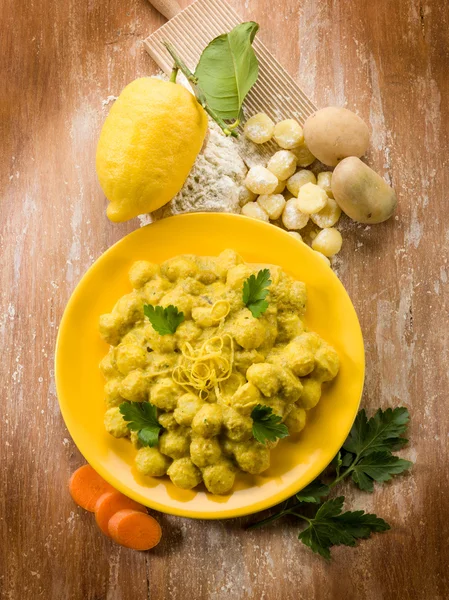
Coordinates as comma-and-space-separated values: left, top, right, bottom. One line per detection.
69, 464, 114, 512
95, 491, 147, 536
107, 509, 162, 551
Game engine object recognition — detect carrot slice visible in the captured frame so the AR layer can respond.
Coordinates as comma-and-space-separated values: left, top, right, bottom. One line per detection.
69, 464, 114, 512
95, 491, 147, 536
107, 509, 162, 551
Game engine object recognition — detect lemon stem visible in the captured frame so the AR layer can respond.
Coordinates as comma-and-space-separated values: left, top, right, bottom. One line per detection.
169, 66, 179, 83
163, 40, 238, 138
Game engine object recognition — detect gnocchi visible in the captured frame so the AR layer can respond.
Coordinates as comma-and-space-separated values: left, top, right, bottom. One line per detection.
244, 166, 278, 195
244, 112, 275, 144
241, 201, 270, 222
237, 106, 392, 264
296, 183, 328, 215
257, 194, 286, 220
267, 150, 297, 181
317, 172, 333, 198
129, 261, 160, 288
135, 447, 171, 476
272, 179, 286, 194
238, 186, 257, 207
286, 170, 316, 197
273, 119, 304, 149
104, 407, 129, 438
282, 198, 309, 230
100, 252, 340, 494
291, 142, 315, 167
310, 198, 342, 228
312, 228, 343, 257
167, 458, 202, 489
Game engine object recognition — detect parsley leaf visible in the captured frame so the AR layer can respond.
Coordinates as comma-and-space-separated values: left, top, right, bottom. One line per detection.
119, 401, 163, 447
296, 481, 330, 503
251, 404, 289, 445
143, 304, 185, 335
343, 407, 409, 457
242, 269, 271, 318
333, 451, 343, 477
248, 406, 412, 560
351, 451, 412, 492
298, 497, 390, 560
341, 452, 354, 468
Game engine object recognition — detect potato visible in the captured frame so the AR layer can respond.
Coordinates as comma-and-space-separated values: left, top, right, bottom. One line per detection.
331, 157, 397, 224
303, 107, 369, 167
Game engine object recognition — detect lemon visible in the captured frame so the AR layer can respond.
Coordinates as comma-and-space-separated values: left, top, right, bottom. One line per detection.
96, 78, 208, 222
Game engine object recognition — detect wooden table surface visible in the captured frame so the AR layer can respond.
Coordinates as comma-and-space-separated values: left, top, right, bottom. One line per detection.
2, 0, 448, 598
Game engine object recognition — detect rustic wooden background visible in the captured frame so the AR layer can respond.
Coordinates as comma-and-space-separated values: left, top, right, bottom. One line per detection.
1, 0, 448, 598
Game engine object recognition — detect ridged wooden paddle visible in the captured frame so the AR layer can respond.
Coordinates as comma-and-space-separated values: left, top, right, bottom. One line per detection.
144, 0, 318, 164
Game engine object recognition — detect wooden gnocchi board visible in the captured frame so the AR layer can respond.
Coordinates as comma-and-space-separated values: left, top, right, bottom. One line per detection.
143, 0, 318, 162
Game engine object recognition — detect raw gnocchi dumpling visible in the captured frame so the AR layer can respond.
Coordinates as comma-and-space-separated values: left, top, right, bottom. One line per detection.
286, 170, 316, 197
267, 150, 297, 181
291, 142, 315, 167
296, 182, 328, 215
257, 194, 286, 220
273, 119, 304, 149
317, 172, 333, 198
241, 201, 270, 222
282, 198, 309, 230
244, 112, 275, 144
312, 228, 343, 257
272, 179, 286, 194
244, 166, 278, 195
310, 198, 342, 228
238, 186, 257, 207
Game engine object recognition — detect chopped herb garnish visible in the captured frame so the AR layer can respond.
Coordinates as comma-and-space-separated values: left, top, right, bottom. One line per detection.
119, 401, 163, 447
143, 304, 185, 335
243, 269, 271, 318
251, 404, 289, 445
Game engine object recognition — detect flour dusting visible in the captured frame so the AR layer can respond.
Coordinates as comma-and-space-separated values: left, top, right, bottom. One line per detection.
152, 120, 247, 219
101, 95, 118, 108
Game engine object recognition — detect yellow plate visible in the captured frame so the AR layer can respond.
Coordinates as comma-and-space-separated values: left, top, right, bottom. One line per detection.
55, 213, 364, 519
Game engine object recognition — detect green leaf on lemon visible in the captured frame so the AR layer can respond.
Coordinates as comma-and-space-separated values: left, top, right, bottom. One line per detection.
194, 22, 259, 122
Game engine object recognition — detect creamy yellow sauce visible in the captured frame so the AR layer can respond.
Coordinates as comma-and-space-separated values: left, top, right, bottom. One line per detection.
99, 249, 339, 495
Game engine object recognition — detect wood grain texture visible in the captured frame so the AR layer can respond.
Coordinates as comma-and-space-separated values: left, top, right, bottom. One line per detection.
1, 0, 448, 598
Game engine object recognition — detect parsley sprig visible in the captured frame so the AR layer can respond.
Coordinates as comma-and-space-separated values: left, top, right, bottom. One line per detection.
119, 401, 163, 447
341, 407, 411, 491
242, 269, 271, 318
143, 304, 185, 335
248, 407, 413, 560
297, 497, 390, 560
251, 404, 289, 445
